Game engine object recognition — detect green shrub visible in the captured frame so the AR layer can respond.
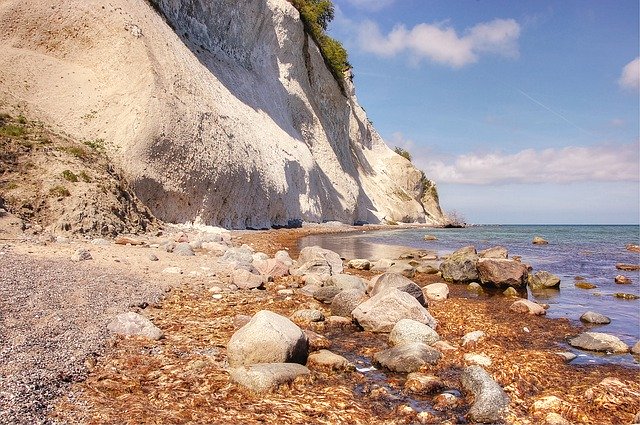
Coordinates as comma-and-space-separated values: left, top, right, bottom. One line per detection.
62, 146, 88, 158
62, 170, 78, 182
394, 147, 412, 162
84, 138, 105, 151
79, 171, 92, 182
49, 185, 70, 197
0, 124, 26, 137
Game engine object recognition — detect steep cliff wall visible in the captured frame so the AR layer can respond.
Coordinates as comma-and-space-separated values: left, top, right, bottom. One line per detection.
0, 0, 445, 228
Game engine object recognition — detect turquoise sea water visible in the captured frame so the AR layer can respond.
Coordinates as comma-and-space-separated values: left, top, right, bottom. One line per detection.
300, 225, 640, 366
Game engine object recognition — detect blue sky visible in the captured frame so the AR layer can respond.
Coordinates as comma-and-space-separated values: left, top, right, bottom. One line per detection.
329, 0, 640, 224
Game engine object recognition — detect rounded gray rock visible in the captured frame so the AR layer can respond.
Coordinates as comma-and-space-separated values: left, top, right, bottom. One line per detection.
370, 272, 426, 306
107, 312, 163, 340
579, 311, 611, 324
568, 332, 628, 353
461, 365, 509, 423
373, 342, 441, 373
229, 363, 310, 393
389, 318, 439, 346
352, 289, 437, 333
173, 242, 195, 256
331, 289, 368, 317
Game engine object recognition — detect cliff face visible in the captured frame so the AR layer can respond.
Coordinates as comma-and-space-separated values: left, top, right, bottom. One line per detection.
0, 0, 445, 228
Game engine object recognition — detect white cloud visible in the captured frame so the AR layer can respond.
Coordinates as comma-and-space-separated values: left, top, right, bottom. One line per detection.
619, 57, 640, 90
357, 18, 520, 67
345, 0, 395, 11
420, 144, 640, 185
609, 118, 625, 127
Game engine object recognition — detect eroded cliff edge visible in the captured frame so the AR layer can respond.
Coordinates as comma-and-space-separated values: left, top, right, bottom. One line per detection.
0, 0, 445, 229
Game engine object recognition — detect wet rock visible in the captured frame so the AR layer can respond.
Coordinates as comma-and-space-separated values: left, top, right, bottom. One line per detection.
510, 299, 546, 315
568, 332, 629, 353
575, 281, 597, 289
626, 244, 640, 253
532, 236, 549, 245
404, 373, 444, 393
461, 365, 509, 423
614, 275, 632, 284
478, 258, 529, 288
313, 286, 342, 304
632, 341, 640, 355
440, 246, 479, 283
555, 351, 577, 362
229, 363, 310, 393
304, 330, 330, 351
352, 289, 437, 333
232, 269, 265, 290
433, 392, 461, 410
71, 248, 92, 262
462, 330, 485, 346
478, 246, 508, 259
347, 259, 371, 270
227, 310, 309, 367
370, 272, 426, 306
464, 353, 492, 366
331, 289, 368, 317
253, 258, 289, 279
423, 234, 438, 241
326, 274, 367, 292
616, 263, 640, 271
107, 312, 163, 340
387, 262, 416, 278
162, 266, 183, 274
389, 318, 439, 346
614, 292, 639, 300
291, 246, 343, 276
503, 287, 519, 297
373, 342, 442, 373
467, 282, 484, 293
423, 282, 449, 301
173, 242, 195, 256
307, 349, 354, 371
529, 270, 561, 290
579, 311, 611, 324
291, 309, 324, 323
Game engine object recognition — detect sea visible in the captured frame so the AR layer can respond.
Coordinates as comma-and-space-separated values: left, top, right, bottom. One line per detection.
300, 224, 640, 366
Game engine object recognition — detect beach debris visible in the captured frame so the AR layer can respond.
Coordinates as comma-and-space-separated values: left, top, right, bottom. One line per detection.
478, 258, 529, 288
347, 258, 371, 270
290, 246, 343, 276
71, 248, 92, 262
226, 310, 309, 367
478, 246, 508, 259
373, 342, 441, 373
462, 330, 485, 346
306, 349, 354, 372
579, 311, 611, 324
330, 288, 368, 317
528, 270, 561, 290
510, 299, 546, 316
404, 373, 444, 393
389, 318, 440, 346
532, 236, 549, 245
464, 353, 492, 367
568, 332, 629, 353
424, 282, 449, 301
107, 312, 163, 340
440, 246, 479, 283
369, 272, 426, 306
352, 289, 436, 332
614, 275, 632, 284
461, 365, 509, 423
616, 263, 640, 271
228, 363, 310, 393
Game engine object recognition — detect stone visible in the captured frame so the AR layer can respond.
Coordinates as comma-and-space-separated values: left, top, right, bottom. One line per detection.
389, 319, 439, 346
614, 293, 639, 300
373, 342, 442, 373
162, 266, 182, 274
291, 309, 324, 323
229, 363, 310, 393
579, 311, 611, 324
226, 310, 309, 367
528, 270, 561, 290
326, 274, 367, 292
415, 264, 439, 274
632, 341, 640, 355
274, 250, 294, 266
568, 332, 629, 353
423, 234, 438, 241
347, 259, 371, 270
173, 242, 195, 256
71, 248, 92, 262
462, 330, 485, 346
614, 275, 632, 284
502, 287, 519, 297
352, 289, 437, 333
556, 351, 577, 362
616, 263, 640, 271
461, 366, 509, 423
387, 262, 416, 278
302, 273, 328, 287
148, 253, 159, 261
115, 235, 145, 245
299, 284, 320, 297
304, 330, 330, 351
232, 269, 265, 290
404, 373, 444, 393
252, 258, 289, 279
291, 246, 343, 276
252, 252, 269, 261
545, 412, 572, 425
478, 258, 529, 288
575, 281, 597, 289
439, 246, 479, 283
467, 282, 484, 293
324, 316, 354, 331
464, 353, 492, 366
370, 273, 426, 306
433, 340, 458, 352
532, 236, 549, 245
626, 244, 640, 253
107, 312, 163, 340
313, 286, 342, 304
330, 289, 368, 317
307, 350, 354, 371
510, 299, 546, 315
531, 395, 565, 412
478, 246, 508, 259
424, 282, 449, 301
371, 258, 396, 272
91, 238, 110, 245
221, 246, 254, 268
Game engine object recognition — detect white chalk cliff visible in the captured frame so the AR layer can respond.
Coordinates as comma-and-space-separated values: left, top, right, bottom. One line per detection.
0, 0, 445, 228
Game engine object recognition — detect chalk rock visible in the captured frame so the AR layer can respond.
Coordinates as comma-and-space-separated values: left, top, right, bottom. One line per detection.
331, 289, 368, 317
528, 270, 561, 290
370, 272, 426, 306
229, 363, 310, 393
352, 289, 436, 333
579, 311, 611, 324
424, 282, 449, 301
227, 310, 309, 367
374, 342, 441, 373
461, 366, 509, 423
292, 246, 343, 276
440, 246, 479, 283
478, 258, 529, 288
347, 259, 371, 270
107, 312, 163, 340
569, 332, 629, 353
389, 318, 439, 346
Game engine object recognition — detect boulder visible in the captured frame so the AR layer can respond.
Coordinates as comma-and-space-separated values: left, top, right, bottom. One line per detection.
477, 258, 529, 288
568, 332, 629, 353
510, 299, 546, 315
371, 258, 396, 272
616, 263, 640, 271
387, 262, 416, 278
274, 250, 294, 266
579, 311, 611, 324
528, 271, 561, 290
173, 242, 195, 256
107, 312, 163, 340
416, 264, 440, 274
312, 286, 342, 304
226, 310, 309, 367
439, 246, 479, 283
347, 259, 371, 270
228, 363, 310, 393
326, 274, 367, 292
331, 289, 368, 317
464, 353, 492, 366
304, 330, 330, 351
221, 246, 255, 268
423, 234, 438, 241
306, 350, 354, 372
389, 319, 439, 346
462, 330, 485, 346
71, 248, 92, 262
461, 366, 509, 423
370, 273, 426, 306
352, 289, 436, 333
614, 275, 631, 284
291, 309, 324, 323
232, 269, 265, 290
632, 341, 640, 355
478, 246, 508, 259
291, 246, 343, 276
532, 236, 549, 245
404, 373, 444, 393
424, 282, 449, 301
503, 287, 519, 297
252, 258, 289, 278
373, 342, 442, 373
467, 282, 484, 293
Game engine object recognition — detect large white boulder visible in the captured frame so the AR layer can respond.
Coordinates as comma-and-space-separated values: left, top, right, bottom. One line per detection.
352, 289, 436, 333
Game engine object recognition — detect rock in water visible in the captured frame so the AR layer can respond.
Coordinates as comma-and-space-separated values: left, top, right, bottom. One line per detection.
227, 310, 309, 367
461, 366, 509, 423
306, 350, 354, 372
532, 236, 549, 245
440, 246, 479, 283
568, 332, 629, 353
229, 363, 310, 393
373, 342, 441, 373
528, 270, 561, 289
107, 312, 163, 340
477, 258, 529, 288
352, 289, 437, 332
478, 246, 508, 259
579, 311, 611, 324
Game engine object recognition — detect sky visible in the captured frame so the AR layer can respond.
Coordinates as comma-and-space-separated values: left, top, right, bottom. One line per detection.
328, 0, 640, 224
